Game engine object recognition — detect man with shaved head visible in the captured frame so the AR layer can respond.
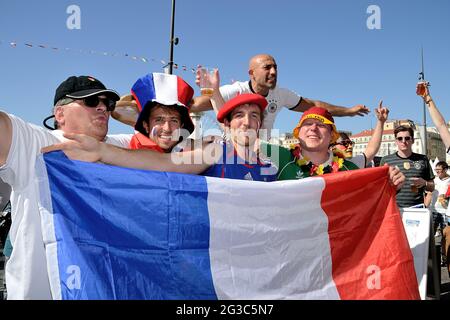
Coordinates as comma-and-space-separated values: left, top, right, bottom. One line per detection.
191, 54, 369, 138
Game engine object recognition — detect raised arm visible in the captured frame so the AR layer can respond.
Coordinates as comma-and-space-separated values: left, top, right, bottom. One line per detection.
420, 86, 450, 150
190, 95, 213, 113
0, 112, 12, 166
42, 132, 221, 175
364, 101, 389, 164
293, 98, 370, 117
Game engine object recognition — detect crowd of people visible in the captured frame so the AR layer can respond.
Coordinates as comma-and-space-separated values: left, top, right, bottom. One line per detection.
0, 53, 449, 299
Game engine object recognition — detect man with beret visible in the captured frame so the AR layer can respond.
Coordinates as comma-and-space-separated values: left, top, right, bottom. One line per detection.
0, 76, 131, 299
201, 93, 277, 181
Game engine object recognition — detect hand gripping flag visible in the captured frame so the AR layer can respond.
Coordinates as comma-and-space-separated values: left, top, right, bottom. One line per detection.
35, 152, 420, 300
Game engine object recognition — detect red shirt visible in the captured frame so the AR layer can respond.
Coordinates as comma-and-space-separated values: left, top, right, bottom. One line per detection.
129, 133, 165, 153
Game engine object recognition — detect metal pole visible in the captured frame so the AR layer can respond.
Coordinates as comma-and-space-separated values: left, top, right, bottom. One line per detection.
421, 47, 428, 155
168, 0, 176, 74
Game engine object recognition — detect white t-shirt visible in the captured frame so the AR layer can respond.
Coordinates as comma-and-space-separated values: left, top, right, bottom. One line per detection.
219, 81, 301, 136
348, 154, 367, 169
429, 175, 450, 214
0, 113, 131, 299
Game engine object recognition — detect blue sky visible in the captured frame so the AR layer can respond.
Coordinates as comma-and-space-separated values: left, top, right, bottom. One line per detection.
0, 0, 449, 136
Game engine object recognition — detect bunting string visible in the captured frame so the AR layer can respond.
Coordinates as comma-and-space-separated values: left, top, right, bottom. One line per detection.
0, 40, 197, 73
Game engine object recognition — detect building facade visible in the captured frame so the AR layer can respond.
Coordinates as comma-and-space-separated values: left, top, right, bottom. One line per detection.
351, 119, 449, 163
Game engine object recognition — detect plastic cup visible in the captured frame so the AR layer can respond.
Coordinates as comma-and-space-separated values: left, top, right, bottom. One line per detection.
199, 67, 214, 96
409, 178, 418, 193
416, 81, 428, 96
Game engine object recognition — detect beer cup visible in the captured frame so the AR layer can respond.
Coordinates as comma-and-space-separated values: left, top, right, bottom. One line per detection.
416, 81, 428, 96
199, 67, 214, 96
409, 178, 419, 193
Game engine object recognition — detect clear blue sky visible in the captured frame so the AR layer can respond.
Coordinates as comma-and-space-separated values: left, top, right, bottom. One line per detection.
1, 0, 449, 136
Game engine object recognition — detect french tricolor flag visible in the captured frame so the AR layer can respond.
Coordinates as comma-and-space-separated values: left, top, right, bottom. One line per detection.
36, 152, 419, 300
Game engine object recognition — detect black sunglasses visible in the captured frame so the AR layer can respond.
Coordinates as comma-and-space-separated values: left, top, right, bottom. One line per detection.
332, 140, 354, 148
339, 140, 354, 148
396, 136, 412, 142
43, 95, 116, 130
61, 96, 116, 112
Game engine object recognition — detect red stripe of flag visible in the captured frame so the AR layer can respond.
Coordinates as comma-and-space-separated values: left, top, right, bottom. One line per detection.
321, 166, 420, 299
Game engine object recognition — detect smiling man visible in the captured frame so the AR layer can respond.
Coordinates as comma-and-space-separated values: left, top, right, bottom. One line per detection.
261, 107, 404, 189
190, 54, 370, 138
263, 107, 360, 180
201, 93, 277, 181
43, 93, 277, 182
128, 73, 195, 153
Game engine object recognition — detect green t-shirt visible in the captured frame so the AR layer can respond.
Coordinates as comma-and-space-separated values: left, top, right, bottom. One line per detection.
260, 142, 359, 181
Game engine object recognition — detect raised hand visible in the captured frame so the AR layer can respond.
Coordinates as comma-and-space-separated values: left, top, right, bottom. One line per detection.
349, 104, 370, 117
210, 68, 220, 90
111, 94, 139, 127
375, 100, 389, 123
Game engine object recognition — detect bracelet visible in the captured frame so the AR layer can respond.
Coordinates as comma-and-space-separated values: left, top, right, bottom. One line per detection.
425, 99, 433, 104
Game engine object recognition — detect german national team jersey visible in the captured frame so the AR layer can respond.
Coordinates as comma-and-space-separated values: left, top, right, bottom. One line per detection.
380, 152, 434, 208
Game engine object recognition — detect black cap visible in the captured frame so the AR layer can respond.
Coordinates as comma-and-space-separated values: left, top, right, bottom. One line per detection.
44, 76, 120, 130
53, 75, 120, 105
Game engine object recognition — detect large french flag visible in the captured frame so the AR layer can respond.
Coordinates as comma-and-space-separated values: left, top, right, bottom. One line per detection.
36, 151, 419, 300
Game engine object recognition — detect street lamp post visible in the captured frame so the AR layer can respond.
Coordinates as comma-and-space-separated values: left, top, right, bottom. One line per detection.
168, 0, 178, 75
420, 47, 428, 156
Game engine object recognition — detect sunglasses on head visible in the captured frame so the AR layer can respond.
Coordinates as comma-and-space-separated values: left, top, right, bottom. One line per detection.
396, 136, 412, 142
60, 95, 116, 111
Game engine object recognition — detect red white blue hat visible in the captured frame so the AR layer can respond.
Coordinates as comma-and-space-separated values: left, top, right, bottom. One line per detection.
132, 73, 195, 134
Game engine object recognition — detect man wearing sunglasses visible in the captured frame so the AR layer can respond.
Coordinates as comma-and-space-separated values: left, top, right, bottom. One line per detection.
380, 125, 435, 208
331, 101, 388, 169
332, 134, 355, 158
0, 75, 131, 299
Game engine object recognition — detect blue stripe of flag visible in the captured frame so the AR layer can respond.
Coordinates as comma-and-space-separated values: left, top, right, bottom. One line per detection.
43, 151, 218, 300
